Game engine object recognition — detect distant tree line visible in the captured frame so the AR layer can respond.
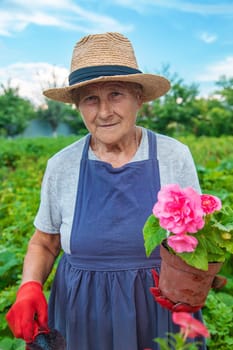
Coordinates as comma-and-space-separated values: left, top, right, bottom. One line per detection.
137, 67, 233, 137
0, 83, 86, 138
0, 66, 233, 137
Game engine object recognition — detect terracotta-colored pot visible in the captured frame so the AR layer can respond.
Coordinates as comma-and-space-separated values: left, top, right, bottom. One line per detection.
159, 243, 222, 306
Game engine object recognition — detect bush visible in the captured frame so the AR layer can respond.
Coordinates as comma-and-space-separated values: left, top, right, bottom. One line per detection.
203, 291, 233, 349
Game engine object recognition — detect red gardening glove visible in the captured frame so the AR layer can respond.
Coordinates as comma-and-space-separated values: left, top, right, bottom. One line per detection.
150, 269, 203, 313
6, 281, 49, 343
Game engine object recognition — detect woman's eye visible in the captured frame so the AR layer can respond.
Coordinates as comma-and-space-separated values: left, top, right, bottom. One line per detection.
83, 96, 98, 104
111, 91, 122, 98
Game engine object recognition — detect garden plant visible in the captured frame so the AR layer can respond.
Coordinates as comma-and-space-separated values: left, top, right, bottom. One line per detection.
0, 135, 233, 349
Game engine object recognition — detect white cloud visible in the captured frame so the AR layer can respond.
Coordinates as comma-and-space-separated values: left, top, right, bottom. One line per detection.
199, 32, 217, 44
196, 56, 233, 82
0, 62, 69, 106
112, 0, 233, 15
167, 1, 233, 15
0, 0, 133, 37
11, 0, 72, 8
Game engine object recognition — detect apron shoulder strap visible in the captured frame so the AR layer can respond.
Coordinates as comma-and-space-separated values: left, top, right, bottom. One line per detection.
147, 130, 157, 159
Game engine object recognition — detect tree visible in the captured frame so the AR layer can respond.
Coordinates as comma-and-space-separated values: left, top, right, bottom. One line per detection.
37, 99, 68, 137
192, 97, 233, 136
137, 67, 233, 137
216, 76, 233, 107
137, 65, 200, 136
36, 99, 86, 137
0, 84, 35, 137
63, 107, 87, 136
36, 66, 87, 137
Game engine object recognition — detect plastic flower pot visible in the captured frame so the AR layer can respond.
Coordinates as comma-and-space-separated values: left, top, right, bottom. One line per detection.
159, 243, 222, 307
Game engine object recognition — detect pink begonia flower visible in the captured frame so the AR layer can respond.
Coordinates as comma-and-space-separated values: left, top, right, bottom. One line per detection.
201, 194, 222, 214
153, 184, 205, 235
168, 234, 198, 253
172, 312, 210, 339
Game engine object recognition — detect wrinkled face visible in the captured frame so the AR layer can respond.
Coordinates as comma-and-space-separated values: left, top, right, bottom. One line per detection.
75, 81, 142, 145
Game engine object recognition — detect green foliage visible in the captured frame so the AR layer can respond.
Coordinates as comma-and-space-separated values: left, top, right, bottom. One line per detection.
138, 66, 200, 136
0, 135, 233, 348
143, 214, 167, 256
0, 136, 78, 344
2, 68, 233, 138
137, 67, 233, 137
203, 291, 233, 350
154, 333, 201, 350
216, 75, 233, 106
37, 99, 69, 134
63, 107, 87, 136
191, 98, 233, 137
178, 136, 233, 207
175, 206, 233, 271
144, 206, 233, 271
143, 182, 233, 271
0, 338, 24, 350
36, 99, 87, 137
0, 86, 35, 137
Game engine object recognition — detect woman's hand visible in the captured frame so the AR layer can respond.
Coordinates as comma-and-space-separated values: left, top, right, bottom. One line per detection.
150, 269, 203, 313
6, 281, 49, 342
6, 229, 61, 342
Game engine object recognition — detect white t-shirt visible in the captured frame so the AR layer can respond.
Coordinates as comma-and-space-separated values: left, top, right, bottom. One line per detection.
34, 127, 201, 253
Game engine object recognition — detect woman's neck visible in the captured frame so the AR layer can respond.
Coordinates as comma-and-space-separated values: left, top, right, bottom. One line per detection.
91, 126, 142, 168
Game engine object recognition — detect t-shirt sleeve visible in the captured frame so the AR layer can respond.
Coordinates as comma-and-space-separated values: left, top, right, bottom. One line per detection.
34, 159, 61, 234
157, 134, 201, 193
178, 145, 201, 193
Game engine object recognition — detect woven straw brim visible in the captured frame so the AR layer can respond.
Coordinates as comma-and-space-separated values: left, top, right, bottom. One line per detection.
43, 73, 170, 104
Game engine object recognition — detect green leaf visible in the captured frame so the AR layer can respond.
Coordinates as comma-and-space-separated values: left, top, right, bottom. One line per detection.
177, 238, 209, 270
0, 251, 20, 275
143, 214, 167, 257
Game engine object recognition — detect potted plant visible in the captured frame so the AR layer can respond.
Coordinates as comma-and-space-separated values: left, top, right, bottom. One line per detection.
143, 183, 233, 306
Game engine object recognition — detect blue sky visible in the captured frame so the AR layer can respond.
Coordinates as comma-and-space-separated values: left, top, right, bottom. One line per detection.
0, 0, 233, 105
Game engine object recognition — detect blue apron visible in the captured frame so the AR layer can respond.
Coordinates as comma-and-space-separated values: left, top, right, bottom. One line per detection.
48, 130, 205, 350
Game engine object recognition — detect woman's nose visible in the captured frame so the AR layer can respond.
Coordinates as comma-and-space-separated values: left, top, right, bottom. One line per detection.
98, 99, 113, 118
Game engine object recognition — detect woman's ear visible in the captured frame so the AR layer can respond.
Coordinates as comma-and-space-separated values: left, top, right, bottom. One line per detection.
136, 94, 143, 108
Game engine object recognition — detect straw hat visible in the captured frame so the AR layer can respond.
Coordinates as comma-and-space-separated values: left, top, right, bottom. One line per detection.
43, 32, 170, 103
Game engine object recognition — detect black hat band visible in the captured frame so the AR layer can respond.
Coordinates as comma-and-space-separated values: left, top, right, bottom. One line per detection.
69, 65, 142, 86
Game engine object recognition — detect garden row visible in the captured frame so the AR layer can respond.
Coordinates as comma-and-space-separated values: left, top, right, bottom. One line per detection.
0, 135, 233, 349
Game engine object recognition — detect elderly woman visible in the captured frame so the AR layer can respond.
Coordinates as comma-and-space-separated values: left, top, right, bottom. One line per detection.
6, 32, 206, 350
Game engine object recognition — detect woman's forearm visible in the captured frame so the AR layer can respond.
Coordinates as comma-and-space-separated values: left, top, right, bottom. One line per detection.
21, 230, 61, 285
